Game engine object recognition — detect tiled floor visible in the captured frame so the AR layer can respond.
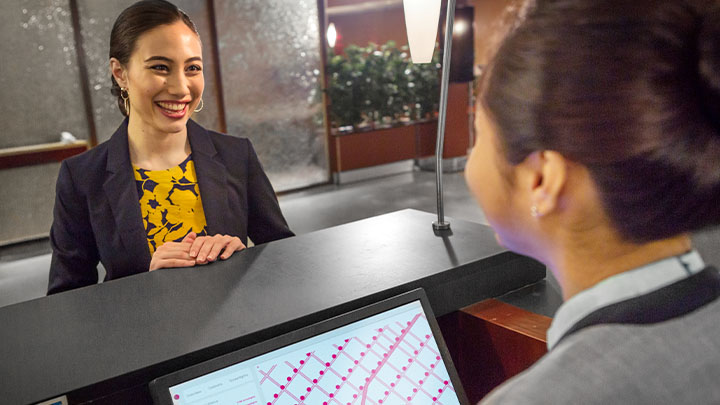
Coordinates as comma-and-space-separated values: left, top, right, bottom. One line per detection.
0, 170, 491, 308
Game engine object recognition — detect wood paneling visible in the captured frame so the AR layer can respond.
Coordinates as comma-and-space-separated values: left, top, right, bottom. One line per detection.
0, 141, 89, 170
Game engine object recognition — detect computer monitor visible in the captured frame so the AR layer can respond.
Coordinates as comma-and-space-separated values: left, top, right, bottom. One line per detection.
150, 289, 469, 405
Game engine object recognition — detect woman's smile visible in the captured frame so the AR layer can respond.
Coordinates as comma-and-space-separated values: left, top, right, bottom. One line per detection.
155, 100, 189, 119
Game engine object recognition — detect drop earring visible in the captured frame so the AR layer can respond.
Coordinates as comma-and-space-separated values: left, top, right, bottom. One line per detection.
120, 87, 130, 115
530, 205, 539, 217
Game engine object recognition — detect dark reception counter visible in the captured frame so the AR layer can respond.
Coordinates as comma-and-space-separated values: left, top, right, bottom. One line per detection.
0, 209, 545, 404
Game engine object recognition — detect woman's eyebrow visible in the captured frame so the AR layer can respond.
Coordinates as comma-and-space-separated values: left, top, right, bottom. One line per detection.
144, 56, 173, 63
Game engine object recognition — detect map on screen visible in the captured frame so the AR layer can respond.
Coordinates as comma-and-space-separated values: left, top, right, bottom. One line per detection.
167, 300, 461, 405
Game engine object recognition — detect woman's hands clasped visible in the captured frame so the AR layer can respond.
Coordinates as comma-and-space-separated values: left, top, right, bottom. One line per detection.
149, 232, 246, 271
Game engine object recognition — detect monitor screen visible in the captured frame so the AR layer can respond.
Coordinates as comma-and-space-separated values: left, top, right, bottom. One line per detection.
166, 300, 462, 405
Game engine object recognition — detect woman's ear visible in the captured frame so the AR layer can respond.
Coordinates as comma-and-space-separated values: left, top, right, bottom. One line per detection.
524, 150, 568, 217
110, 58, 128, 88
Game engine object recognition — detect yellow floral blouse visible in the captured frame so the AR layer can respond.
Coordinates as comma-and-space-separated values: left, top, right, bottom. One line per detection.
133, 155, 208, 255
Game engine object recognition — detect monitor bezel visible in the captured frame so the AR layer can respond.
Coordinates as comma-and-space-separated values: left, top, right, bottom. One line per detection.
149, 288, 469, 405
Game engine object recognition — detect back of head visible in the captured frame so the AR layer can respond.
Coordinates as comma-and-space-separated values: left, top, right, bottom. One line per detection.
484, 0, 720, 242
109, 0, 198, 116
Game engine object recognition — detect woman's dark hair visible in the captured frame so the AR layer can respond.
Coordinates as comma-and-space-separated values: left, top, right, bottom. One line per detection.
109, 0, 199, 116
483, 0, 720, 242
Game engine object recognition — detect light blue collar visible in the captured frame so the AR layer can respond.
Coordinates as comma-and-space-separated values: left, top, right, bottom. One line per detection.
547, 250, 705, 350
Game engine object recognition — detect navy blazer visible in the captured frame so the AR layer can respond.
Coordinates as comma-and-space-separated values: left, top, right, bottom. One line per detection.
48, 119, 294, 294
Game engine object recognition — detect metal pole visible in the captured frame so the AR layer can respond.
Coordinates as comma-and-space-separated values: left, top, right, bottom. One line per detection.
432, 0, 455, 231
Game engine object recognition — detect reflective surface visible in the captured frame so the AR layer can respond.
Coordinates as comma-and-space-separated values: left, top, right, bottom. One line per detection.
215, 0, 328, 191
0, 0, 88, 148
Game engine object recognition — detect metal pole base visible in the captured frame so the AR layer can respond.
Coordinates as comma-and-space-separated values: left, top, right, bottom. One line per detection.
432, 221, 451, 231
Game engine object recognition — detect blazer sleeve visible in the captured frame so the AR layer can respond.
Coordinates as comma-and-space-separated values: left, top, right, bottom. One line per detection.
47, 161, 100, 295
245, 141, 295, 244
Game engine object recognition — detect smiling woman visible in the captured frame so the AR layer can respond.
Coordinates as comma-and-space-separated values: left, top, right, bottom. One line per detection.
48, 0, 294, 294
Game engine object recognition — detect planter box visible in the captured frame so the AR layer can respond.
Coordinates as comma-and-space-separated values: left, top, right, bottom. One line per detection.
328, 83, 471, 174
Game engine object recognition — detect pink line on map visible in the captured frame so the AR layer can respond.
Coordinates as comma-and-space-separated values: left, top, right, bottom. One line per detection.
360, 313, 422, 405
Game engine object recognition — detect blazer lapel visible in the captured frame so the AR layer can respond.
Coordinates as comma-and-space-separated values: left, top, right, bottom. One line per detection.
103, 119, 152, 270
187, 120, 232, 236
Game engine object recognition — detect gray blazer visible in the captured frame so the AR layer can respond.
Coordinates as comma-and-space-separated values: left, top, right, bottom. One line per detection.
481, 267, 720, 404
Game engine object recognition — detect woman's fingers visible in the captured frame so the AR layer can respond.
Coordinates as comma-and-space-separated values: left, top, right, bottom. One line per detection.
220, 238, 246, 260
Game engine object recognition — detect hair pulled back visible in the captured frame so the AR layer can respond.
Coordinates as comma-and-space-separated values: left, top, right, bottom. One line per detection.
109, 0, 198, 116
484, 0, 720, 242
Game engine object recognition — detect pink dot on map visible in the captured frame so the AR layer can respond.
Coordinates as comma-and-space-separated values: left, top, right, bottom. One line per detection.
338, 346, 343, 350
266, 403, 271, 405
300, 360, 305, 365
336, 385, 340, 389
407, 397, 412, 401
330, 394, 334, 398
366, 344, 371, 348
348, 369, 353, 373
444, 381, 449, 385
390, 345, 394, 349
433, 397, 438, 401
408, 359, 413, 363
413, 388, 418, 393
342, 377, 347, 381
419, 380, 424, 385
355, 360, 359, 364
294, 368, 298, 373
402, 367, 407, 371
414, 350, 419, 355
439, 389, 443, 393
385, 391, 389, 395
365, 377, 369, 382
353, 394, 358, 399
280, 385, 285, 389
395, 337, 399, 341
407, 321, 411, 325
378, 361, 382, 365
383, 353, 388, 357
436, 356, 441, 360
324, 402, 328, 405
300, 396, 305, 401
287, 377, 292, 381
274, 394, 278, 398
373, 336, 377, 340
174, 395, 180, 400
306, 353, 311, 357
372, 369, 376, 374
430, 364, 435, 369
320, 371, 324, 375
425, 372, 430, 376
326, 362, 331, 366
361, 352, 365, 356
401, 329, 405, 333
426, 335, 430, 338
391, 383, 396, 387
313, 379, 318, 383
345, 339, 349, 342
307, 387, 312, 392
420, 343, 425, 347
379, 400, 383, 404
332, 354, 337, 359
396, 375, 401, 379
359, 386, 364, 390
379, 328, 383, 332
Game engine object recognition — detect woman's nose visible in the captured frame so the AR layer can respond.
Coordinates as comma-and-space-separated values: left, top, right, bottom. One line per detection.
166, 71, 190, 96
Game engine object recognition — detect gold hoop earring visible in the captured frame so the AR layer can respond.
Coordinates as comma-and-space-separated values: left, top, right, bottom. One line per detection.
194, 98, 204, 113
120, 87, 130, 115
531, 205, 539, 217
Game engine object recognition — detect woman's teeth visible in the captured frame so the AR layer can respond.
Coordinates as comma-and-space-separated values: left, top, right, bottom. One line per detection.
156, 102, 186, 111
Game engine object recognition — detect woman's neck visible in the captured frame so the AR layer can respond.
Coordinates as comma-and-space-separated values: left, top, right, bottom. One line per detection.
127, 116, 191, 170
547, 226, 692, 300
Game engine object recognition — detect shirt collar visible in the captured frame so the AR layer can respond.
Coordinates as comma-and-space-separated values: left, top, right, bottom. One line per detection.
546, 250, 705, 350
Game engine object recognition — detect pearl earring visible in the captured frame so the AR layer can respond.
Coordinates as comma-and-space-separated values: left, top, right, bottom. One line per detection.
531, 205, 539, 217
